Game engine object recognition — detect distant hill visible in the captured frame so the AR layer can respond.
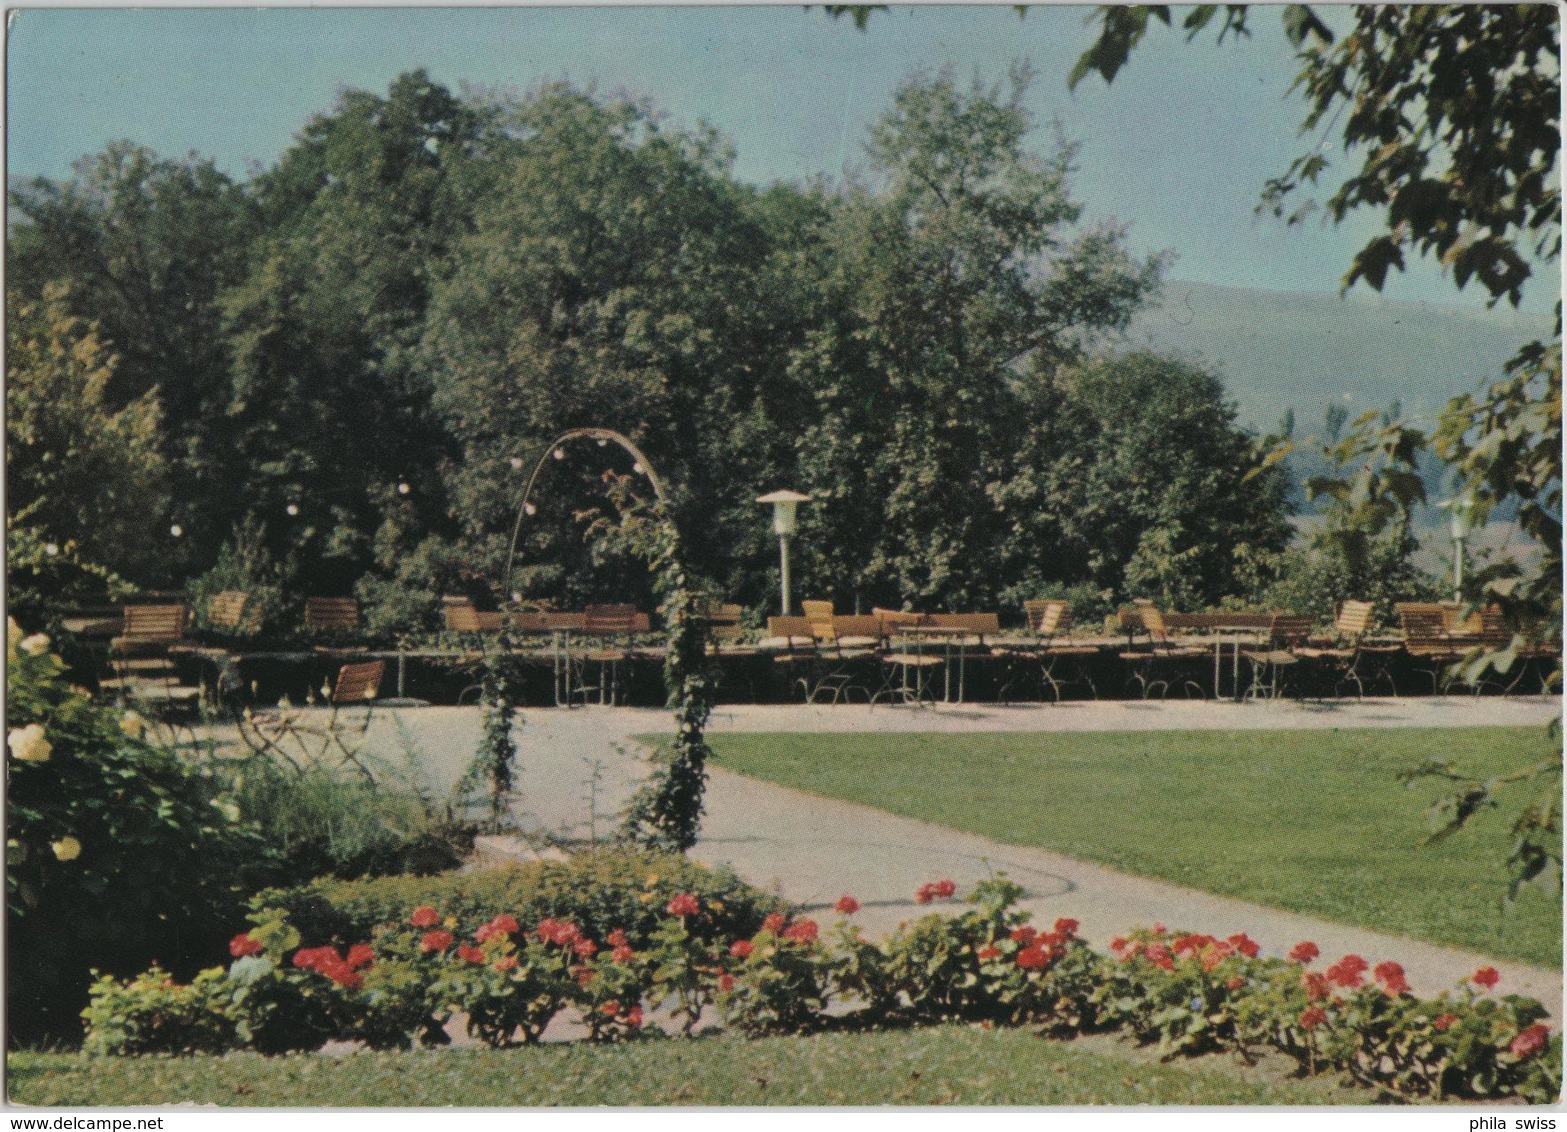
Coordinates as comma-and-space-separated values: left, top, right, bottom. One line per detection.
1124, 278, 1553, 436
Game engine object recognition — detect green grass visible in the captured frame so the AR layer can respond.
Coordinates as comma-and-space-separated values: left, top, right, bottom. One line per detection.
703, 726, 1562, 968
8, 1028, 1373, 1106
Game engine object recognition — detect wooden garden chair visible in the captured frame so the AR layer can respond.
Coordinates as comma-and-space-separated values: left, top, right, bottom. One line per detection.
1398, 602, 1462, 695
1294, 599, 1394, 699
1117, 605, 1208, 699
104, 604, 201, 712
304, 596, 360, 644
207, 591, 252, 633
236, 660, 387, 782
1240, 613, 1316, 700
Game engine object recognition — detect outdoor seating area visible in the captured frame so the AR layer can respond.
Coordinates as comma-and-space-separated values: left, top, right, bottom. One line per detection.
61, 590, 1560, 716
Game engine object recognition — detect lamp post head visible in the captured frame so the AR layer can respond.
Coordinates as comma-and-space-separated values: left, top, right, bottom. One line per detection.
1441, 496, 1474, 541
757, 489, 810, 537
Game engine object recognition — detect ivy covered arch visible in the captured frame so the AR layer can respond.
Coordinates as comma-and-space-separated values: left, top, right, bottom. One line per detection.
503, 427, 715, 852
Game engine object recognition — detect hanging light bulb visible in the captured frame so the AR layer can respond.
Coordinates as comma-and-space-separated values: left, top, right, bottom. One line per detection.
596, 438, 608, 447
286, 503, 300, 517
397, 482, 411, 495
632, 462, 644, 475
169, 524, 184, 538
524, 502, 537, 516
552, 448, 565, 461
508, 456, 524, 470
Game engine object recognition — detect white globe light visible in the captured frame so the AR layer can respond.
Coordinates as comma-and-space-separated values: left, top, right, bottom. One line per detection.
509, 456, 525, 469
397, 482, 411, 495
524, 502, 537, 516
286, 504, 300, 517
170, 524, 184, 538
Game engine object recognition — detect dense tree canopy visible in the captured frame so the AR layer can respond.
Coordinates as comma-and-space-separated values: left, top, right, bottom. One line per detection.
8, 66, 1303, 623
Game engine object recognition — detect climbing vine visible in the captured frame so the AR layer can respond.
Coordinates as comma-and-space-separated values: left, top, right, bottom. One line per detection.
456, 650, 520, 832
579, 472, 714, 852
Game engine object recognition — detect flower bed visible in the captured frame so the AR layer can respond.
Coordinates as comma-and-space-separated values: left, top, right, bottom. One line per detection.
83, 877, 1560, 1104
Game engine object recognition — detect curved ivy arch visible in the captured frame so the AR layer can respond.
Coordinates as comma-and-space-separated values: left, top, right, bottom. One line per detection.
501, 427, 713, 852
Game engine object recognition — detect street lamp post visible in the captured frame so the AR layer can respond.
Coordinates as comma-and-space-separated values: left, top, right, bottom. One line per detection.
1441, 497, 1474, 602
757, 490, 810, 616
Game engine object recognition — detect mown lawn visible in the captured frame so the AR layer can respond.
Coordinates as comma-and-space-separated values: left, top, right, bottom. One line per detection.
704, 726, 1562, 968
8, 1027, 1372, 1106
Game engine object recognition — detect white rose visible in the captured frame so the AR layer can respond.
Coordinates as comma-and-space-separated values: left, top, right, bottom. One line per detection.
20, 633, 50, 656
8, 724, 52, 764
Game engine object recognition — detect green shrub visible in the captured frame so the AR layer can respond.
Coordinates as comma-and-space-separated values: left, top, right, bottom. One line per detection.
6, 621, 271, 1045
212, 757, 470, 884
255, 848, 782, 950
186, 515, 294, 642
80, 966, 237, 1055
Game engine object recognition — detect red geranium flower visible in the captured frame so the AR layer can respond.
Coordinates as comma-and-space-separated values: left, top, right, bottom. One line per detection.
1226, 976, 1245, 990
1433, 1013, 1459, 1032
976, 945, 1001, 962
229, 933, 265, 959
574, 966, 595, 987
665, 893, 701, 917
292, 946, 337, 971
1511, 1023, 1550, 1059
600, 1001, 621, 1017
573, 937, 598, 959
762, 913, 787, 934
319, 959, 362, 990
719, 973, 735, 993
458, 944, 485, 965
1374, 960, 1409, 996
730, 939, 754, 959
933, 879, 956, 899
782, 918, 819, 943
493, 956, 519, 972
1144, 944, 1174, 971
835, 894, 860, 915
1325, 955, 1368, 989
1172, 934, 1209, 957
1016, 945, 1050, 970
1288, 941, 1320, 965
624, 1006, 644, 1028
1299, 1006, 1328, 1029
914, 884, 934, 905
1200, 949, 1227, 973
612, 944, 635, 964
1472, 966, 1500, 990
420, 930, 455, 953
606, 928, 628, 947
1301, 971, 1330, 1001
1010, 926, 1037, 945
410, 906, 440, 929
345, 943, 376, 969
1053, 917, 1079, 937
1108, 936, 1128, 954
1226, 933, 1260, 959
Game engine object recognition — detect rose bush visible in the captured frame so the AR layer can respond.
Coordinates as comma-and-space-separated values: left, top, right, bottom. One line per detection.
80, 876, 1562, 1104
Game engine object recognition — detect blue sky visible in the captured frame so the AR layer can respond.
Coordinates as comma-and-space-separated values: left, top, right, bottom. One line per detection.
5, 4, 1556, 313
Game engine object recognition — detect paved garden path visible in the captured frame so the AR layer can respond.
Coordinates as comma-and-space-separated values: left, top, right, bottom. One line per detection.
354, 696, 1562, 1017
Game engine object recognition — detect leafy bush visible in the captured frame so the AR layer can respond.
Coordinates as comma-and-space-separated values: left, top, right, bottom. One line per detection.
186, 515, 293, 641
212, 757, 469, 884
6, 621, 270, 1045
255, 848, 781, 950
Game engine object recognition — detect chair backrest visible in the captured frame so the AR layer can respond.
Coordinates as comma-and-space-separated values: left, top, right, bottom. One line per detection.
207, 591, 250, 631
928, 612, 1001, 636
506, 611, 551, 634
801, 600, 835, 623
543, 612, 587, 631
631, 612, 651, 634
583, 603, 638, 635
1139, 605, 1170, 639
1117, 605, 1148, 633
1025, 599, 1069, 636
697, 602, 744, 626
1335, 600, 1375, 639
446, 605, 503, 632
304, 596, 359, 632
767, 615, 816, 641
873, 607, 928, 634
121, 604, 190, 642
1477, 605, 1511, 645
332, 660, 385, 705
1397, 603, 1449, 648
1269, 614, 1316, 646
831, 614, 881, 640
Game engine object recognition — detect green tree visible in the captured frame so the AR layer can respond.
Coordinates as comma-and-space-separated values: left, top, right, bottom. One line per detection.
996, 352, 1291, 611
792, 66, 1163, 610
7, 144, 256, 571
5, 285, 171, 596
219, 71, 487, 592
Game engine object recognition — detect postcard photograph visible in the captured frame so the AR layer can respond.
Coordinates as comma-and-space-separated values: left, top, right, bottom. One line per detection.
4, 1, 1562, 1111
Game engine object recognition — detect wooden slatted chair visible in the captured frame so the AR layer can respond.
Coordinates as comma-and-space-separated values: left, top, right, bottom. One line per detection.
566, 604, 638, 706
1117, 605, 1208, 699
445, 601, 505, 633
304, 596, 360, 638
1240, 613, 1316, 700
1295, 599, 1392, 699
236, 660, 387, 781
1397, 602, 1462, 695
207, 591, 252, 633
104, 604, 200, 711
